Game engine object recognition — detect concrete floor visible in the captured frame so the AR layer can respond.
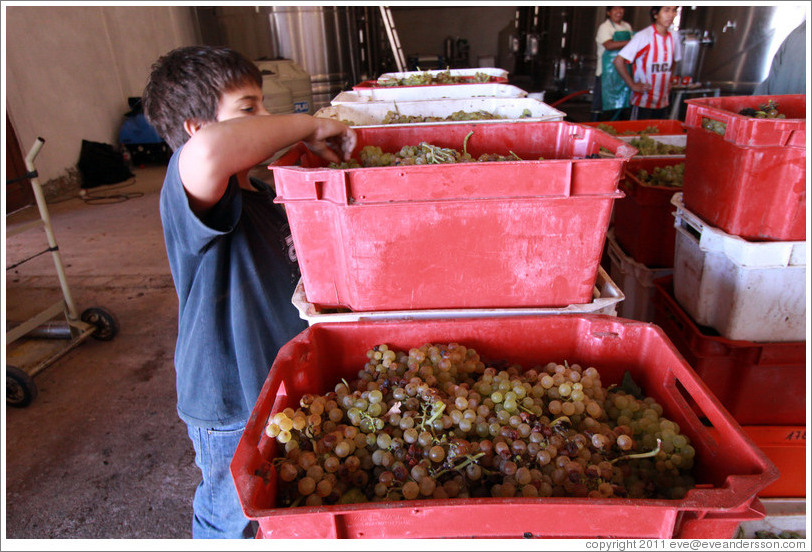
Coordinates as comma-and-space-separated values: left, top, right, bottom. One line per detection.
4, 165, 198, 540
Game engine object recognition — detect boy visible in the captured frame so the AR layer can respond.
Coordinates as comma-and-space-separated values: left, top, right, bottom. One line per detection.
142, 45, 356, 538
613, 6, 682, 120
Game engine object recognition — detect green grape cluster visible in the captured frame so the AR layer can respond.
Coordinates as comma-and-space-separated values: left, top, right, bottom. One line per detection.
381, 109, 504, 124
378, 70, 492, 87
263, 342, 697, 508
330, 142, 534, 169
629, 135, 686, 156
597, 124, 660, 136
702, 117, 727, 136
636, 163, 684, 188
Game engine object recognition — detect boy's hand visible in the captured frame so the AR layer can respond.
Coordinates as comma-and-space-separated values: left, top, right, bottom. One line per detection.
304, 119, 357, 164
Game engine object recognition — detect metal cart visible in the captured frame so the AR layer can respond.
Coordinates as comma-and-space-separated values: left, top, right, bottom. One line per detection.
6, 137, 119, 407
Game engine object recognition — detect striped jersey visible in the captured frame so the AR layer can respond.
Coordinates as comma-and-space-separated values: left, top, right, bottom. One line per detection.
617, 24, 683, 109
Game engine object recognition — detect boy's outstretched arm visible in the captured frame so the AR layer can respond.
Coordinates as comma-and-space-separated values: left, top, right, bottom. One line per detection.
178, 114, 356, 214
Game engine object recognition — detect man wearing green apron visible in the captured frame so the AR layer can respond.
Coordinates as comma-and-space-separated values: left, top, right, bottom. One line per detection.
593, 6, 634, 121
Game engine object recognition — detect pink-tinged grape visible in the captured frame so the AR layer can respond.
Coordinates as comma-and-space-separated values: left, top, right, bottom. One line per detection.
297, 476, 316, 496
419, 477, 437, 496
279, 462, 298, 482
324, 456, 340, 473
316, 478, 333, 497
402, 481, 420, 500
428, 445, 445, 463
334, 440, 351, 458
616, 434, 633, 451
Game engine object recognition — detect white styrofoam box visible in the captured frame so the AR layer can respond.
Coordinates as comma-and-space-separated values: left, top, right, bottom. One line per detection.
605, 229, 673, 323
314, 97, 564, 128
619, 134, 687, 157
377, 67, 509, 84
332, 83, 528, 104
671, 193, 806, 342
736, 498, 806, 539
292, 266, 624, 326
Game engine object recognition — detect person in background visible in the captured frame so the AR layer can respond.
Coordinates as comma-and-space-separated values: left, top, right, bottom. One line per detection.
592, 6, 634, 121
753, 19, 806, 95
142, 46, 356, 538
614, 6, 682, 120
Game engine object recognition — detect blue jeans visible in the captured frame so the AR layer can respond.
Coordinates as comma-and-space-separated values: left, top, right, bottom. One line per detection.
186, 421, 256, 539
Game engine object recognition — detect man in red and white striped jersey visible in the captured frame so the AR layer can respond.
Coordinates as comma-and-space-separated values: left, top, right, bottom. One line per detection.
613, 6, 682, 119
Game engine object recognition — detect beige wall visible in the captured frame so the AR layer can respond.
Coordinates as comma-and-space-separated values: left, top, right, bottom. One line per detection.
4, 5, 198, 183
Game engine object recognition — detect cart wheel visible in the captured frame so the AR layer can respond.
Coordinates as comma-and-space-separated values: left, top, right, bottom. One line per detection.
81, 307, 119, 341
7, 365, 38, 408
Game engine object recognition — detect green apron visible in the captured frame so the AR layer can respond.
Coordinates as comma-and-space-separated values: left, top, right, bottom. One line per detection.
601, 29, 632, 112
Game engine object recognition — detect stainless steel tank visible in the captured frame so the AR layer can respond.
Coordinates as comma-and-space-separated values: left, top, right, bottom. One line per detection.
678, 4, 808, 94
264, 5, 357, 110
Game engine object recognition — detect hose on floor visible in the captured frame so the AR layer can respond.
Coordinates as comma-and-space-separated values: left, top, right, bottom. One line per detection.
78, 177, 143, 205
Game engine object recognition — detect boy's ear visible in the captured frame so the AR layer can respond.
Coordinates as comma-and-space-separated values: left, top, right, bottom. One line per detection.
183, 119, 204, 138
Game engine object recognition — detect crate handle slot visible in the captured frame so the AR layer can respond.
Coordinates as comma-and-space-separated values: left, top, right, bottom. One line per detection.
656, 353, 779, 506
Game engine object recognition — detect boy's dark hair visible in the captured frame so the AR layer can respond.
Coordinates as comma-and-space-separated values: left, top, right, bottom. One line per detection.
142, 46, 263, 150
650, 6, 662, 22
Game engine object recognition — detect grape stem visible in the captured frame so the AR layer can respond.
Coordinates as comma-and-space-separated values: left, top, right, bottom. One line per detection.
463, 131, 474, 157
422, 399, 446, 430
431, 452, 485, 479
610, 438, 662, 464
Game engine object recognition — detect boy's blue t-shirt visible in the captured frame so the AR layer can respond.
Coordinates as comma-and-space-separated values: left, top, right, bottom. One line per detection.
160, 147, 308, 427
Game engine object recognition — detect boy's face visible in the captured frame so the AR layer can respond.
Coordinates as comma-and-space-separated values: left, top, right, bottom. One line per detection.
654, 6, 678, 28
216, 83, 269, 122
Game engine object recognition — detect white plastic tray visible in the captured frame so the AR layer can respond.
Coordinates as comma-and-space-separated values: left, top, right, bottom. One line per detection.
736, 498, 806, 539
377, 67, 509, 84
671, 192, 806, 342
292, 266, 624, 325
332, 83, 528, 104
314, 97, 564, 128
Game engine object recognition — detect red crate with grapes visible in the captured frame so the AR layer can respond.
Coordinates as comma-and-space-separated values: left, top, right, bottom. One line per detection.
231, 315, 777, 539
271, 121, 636, 311
614, 157, 684, 268
682, 94, 806, 241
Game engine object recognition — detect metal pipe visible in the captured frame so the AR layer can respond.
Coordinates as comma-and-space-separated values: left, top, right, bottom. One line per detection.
22, 321, 72, 340
23, 138, 80, 322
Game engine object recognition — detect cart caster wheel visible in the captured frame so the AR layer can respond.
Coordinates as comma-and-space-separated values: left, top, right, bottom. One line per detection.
81, 307, 119, 341
7, 365, 38, 408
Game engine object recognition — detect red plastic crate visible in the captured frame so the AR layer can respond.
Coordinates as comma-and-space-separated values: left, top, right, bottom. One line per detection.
582, 119, 686, 135
272, 122, 635, 311
614, 158, 683, 267
232, 315, 777, 539
682, 94, 806, 241
742, 426, 807, 498
652, 276, 806, 425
